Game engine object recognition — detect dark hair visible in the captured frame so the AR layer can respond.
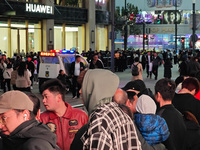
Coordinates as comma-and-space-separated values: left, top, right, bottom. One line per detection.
182, 77, 200, 95
93, 53, 98, 58
134, 57, 139, 62
17, 61, 27, 76
75, 55, 80, 59
26, 93, 40, 117
59, 69, 63, 74
175, 76, 184, 87
14, 109, 35, 120
40, 79, 66, 101
155, 78, 176, 101
127, 91, 137, 103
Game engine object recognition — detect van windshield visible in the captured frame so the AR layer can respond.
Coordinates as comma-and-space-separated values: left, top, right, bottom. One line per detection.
40, 56, 59, 64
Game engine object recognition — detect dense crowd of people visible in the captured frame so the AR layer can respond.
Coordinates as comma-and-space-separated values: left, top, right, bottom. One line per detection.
0, 48, 200, 150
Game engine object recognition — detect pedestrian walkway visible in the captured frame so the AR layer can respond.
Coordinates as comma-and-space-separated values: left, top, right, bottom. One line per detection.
0, 64, 180, 112
117, 64, 180, 91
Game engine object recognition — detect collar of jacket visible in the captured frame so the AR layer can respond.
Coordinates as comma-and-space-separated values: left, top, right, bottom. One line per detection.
49, 102, 72, 120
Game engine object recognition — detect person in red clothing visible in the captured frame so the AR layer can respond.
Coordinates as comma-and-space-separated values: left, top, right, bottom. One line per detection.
40, 79, 88, 150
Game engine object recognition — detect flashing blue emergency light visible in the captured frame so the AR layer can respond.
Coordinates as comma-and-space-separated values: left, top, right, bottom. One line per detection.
61, 49, 75, 54
70, 50, 74, 53
62, 49, 67, 53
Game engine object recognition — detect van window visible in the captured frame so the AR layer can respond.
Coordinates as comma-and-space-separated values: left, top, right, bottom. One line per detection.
41, 56, 59, 64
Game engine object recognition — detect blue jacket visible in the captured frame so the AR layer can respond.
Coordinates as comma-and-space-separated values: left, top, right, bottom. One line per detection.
134, 113, 170, 145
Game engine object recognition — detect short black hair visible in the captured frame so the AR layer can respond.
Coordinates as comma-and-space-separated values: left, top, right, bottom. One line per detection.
59, 69, 63, 74
127, 91, 137, 102
93, 53, 98, 57
40, 79, 66, 101
155, 78, 176, 101
26, 93, 40, 117
15, 109, 35, 120
134, 57, 139, 62
75, 55, 80, 59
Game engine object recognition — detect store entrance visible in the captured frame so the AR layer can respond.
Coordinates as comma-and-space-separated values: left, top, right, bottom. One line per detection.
11, 28, 26, 56
11, 27, 39, 56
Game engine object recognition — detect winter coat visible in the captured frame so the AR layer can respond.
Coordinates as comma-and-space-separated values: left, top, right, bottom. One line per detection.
134, 113, 170, 145
164, 62, 173, 79
187, 61, 200, 77
16, 70, 31, 88
185, 120, 200, 150
1, 119, 57, 150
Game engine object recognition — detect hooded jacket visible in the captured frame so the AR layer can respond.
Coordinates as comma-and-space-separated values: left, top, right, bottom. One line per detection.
82, 69, 119, 115
81, 69, 141, 149
1, 119, 57, 150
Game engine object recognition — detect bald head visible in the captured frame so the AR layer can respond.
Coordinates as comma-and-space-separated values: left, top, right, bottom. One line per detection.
113, 88, 128, 105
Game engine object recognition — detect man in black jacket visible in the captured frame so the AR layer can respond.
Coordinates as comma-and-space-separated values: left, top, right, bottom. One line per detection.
152, 52, 162, 80
70, 55, 85, 99
155, 78, 186, 150
0, 91, 57, 150
89, 54, 104, 69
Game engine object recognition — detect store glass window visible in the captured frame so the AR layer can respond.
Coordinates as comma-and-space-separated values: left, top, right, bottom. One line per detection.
65, 26, 82, 52
54, 25, 63, 50
54, 25, 84, 53
96, 25, 107, 51
28, 21, 41, 53
0, 21, 8, 55
11, 21, 26, 55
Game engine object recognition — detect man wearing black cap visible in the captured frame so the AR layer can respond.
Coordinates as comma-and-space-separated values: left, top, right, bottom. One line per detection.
122, 80, 155, 101
0, 90, 57, 150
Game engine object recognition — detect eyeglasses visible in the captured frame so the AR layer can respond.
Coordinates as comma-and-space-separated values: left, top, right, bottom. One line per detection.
0, 113, 16, 125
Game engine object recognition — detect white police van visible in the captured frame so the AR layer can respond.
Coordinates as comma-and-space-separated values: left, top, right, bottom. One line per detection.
38, 49, 88, 92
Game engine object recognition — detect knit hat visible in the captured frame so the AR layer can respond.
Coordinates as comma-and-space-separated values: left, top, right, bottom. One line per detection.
136, 94, 157, 114
0, 91, 33, 113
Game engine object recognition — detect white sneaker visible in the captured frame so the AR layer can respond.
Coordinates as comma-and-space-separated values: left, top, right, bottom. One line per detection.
72, 96, 77, 99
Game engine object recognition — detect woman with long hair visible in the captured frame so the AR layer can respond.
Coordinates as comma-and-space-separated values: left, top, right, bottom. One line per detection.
16, 61, 31, 91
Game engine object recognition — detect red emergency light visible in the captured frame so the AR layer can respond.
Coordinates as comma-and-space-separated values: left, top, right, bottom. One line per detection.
50, 49, 60, 53
40, 52, 56, 57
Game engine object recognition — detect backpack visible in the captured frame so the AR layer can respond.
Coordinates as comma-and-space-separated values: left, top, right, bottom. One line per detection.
131, 63, 139, 76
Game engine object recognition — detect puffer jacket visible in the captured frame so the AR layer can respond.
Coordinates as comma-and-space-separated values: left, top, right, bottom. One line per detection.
134, 113, 170, 145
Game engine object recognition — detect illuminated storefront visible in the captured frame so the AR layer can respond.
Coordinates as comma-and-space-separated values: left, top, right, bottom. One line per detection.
0, 0, 111, 57
115, 0, 200, 51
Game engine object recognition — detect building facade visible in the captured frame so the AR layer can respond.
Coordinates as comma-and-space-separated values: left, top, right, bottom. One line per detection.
115, 0, 200, 51
0, 0, 112, 57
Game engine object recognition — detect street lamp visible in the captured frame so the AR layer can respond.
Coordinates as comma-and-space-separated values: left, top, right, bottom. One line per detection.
175, 0, 177, 52
193, 0, 196, 51
124, 0, 127, 51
